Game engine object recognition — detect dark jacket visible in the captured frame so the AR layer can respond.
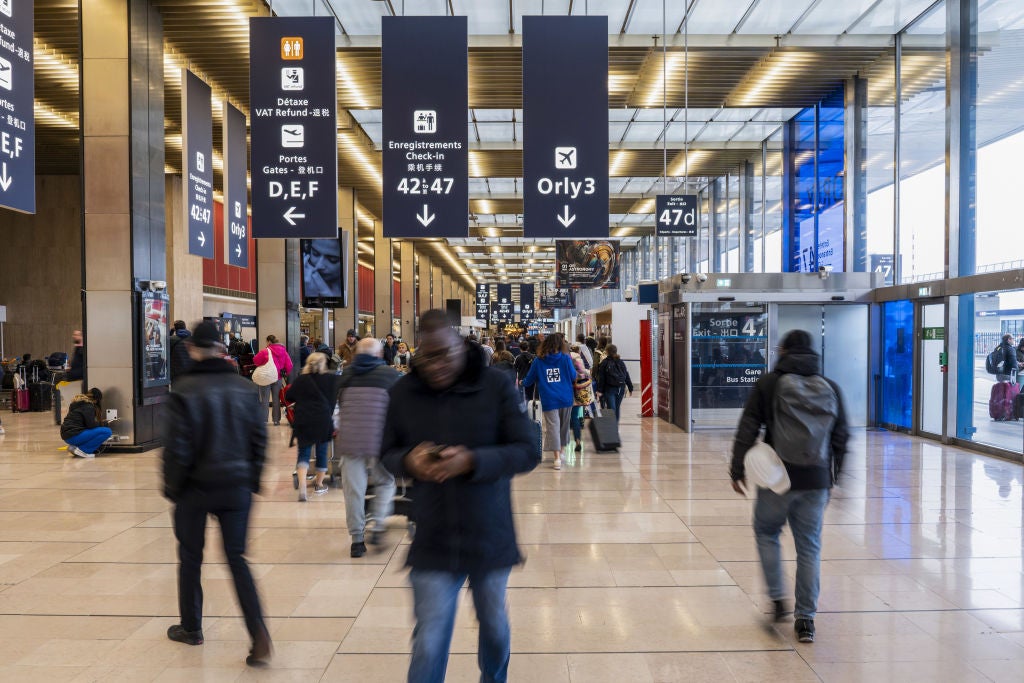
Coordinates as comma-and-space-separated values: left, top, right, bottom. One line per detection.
60, 399, 102, 440
168, 330, 193, 380
730, 350, 849, 490
998, 339, 1019, 378
336, 354, 399, 458
382, 342, 398, 366
595, 357, 633, 394
299, 344, 313, 368
284, 373, 339, 446
381, 343, 540, 573
66, 346, 84, 381
162, 358, 267, 501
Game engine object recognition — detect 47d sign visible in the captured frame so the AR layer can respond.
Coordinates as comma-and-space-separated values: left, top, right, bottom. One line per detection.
656, 195, 697, 237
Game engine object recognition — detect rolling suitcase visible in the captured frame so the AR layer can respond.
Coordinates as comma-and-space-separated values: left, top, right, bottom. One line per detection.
589, 409, 621, 451
988, 381, 1020, 421
12, 386, 29, 412
1015, 391, 1024, 420
29, 383, 52, 412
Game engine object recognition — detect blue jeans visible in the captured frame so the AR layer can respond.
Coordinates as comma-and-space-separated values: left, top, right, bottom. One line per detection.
296, 441, 329, 472
569, 406, 583, 442
408, 567, 512, 683
603, 385, 626, 422
66, 427, 113, 454
754, 487, 830, 620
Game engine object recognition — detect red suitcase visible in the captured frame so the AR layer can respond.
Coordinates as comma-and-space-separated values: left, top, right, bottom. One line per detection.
12, 387, 29, 412
989, 381, 1020, 421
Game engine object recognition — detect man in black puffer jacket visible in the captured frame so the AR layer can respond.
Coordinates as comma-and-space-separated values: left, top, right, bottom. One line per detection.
161, 321, 271, 667
382, 310, 540, 683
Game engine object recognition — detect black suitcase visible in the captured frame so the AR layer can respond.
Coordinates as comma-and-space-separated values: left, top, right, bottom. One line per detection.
589, 413, 621, 451
28, 382, 53, 412
1015, 391, 1024, 420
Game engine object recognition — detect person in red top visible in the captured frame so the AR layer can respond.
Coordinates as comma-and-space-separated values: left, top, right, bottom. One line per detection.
253, 335, 294, 426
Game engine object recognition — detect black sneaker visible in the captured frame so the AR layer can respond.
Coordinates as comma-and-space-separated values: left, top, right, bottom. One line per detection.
368, 530, 385, 546
350, 542, 367, 558
167, 624, 204, 645
772, 599, 790, 623
795, 618, 815, 643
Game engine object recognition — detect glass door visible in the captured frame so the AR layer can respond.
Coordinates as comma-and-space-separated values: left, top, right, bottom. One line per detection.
918, 302, 946, 436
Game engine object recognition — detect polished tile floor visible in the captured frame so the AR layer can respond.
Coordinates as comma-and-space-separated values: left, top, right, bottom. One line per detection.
0, 399, 1022, 682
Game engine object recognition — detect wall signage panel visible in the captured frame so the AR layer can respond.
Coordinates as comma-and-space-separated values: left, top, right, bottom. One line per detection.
183, 70, 214, 258
523, 16, 608, 238
655, 194, 698, 237
382, 16, 468, 238
0, 0, 33, 214
224, 102, 249, 267
250, 17, 337, 238
556, 240, 620, 289
475, 283, 490, 321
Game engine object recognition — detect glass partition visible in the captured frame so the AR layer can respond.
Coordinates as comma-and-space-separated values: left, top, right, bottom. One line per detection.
881, 300, 914, 430
968, 289, 1024, 454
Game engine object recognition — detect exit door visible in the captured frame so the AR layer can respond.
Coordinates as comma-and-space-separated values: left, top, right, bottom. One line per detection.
917, 302, 946, 437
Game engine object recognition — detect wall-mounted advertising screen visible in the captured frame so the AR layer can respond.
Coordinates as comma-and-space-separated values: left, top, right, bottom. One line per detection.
555, 240, 620, 289
140, 291, 170, 389
300, 237, 345, 308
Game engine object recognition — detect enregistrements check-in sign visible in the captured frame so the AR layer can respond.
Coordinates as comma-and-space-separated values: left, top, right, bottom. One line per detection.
655, 194, 698, 237
382, 16, 468, 238
250, 17, 338, 238
182, 70, 214, 259
0, 0, 32, 214
523, 16, 608, 239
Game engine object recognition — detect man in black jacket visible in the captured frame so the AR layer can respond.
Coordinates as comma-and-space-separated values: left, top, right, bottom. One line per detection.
161, 321, 272, 667
730, 329, 848, 645
382, 310, 539, 683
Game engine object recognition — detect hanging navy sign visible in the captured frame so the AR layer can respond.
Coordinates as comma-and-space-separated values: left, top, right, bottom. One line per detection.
224, 102, 249, 267
475, 283, 490, 321
495, 283, 513, 323
382, 16, 468, 238
183, 70, 214, 258
489, 302, 500, 326
523, 16, 608, 238
0, 0, 33, 214
656, 194, 698, 237
250, 17, 338, 238
519, 284, 536, 322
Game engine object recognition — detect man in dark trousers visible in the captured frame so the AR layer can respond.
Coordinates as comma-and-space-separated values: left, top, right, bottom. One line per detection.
382, 310, 540, 683
730, 329, 848, 645
168, 320, 193, 380
161, 321, 272, 667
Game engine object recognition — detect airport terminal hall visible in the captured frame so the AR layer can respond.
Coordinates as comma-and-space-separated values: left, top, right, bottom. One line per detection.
2, 0, 1024, 681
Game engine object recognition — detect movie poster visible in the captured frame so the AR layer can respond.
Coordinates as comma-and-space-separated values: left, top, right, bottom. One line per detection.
141, 291, 170, 388
555, 240, 620, 289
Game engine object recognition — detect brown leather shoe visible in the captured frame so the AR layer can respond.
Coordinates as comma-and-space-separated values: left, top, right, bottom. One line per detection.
245, 626, 273, 667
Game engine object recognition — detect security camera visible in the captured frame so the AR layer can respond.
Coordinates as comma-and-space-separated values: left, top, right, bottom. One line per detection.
624, 285, 635, 302
696, 273, 708, 283
681, 273, 692, 284
818, 265, 831, 279
150, 280, 167, 291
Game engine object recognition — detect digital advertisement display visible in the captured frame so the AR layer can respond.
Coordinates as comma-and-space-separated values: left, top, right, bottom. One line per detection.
556, 240, 620, 289
300, 237, 345, 308
540, 288, 576, 308
140, 291, 170, 388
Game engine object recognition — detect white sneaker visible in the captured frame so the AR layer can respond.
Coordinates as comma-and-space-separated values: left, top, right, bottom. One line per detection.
0, 425, 5, 435
71, 446, 94, 458
553, 457, 562, 470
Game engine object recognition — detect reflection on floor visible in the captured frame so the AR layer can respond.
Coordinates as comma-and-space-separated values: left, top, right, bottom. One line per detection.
0, 398, 1022, 682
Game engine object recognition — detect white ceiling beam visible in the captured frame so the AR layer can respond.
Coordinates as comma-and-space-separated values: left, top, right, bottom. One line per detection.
336, 33, 894, 49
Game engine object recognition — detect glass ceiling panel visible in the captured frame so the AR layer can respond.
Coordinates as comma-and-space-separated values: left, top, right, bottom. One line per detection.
728, 123, 783, 142
848, 0, 937, 34
674, 108, 723, 122
351, 110, 381, 124
796, 0, 877, 34
515, 1, 572, 32
609, 122, 631, 141
751, 108, 802, 122
567, 0, 624, 23
324, 0, 387, 35
623, 121, 668, 142
609, 178, 631, 193
709, 108, 762, 122
693, 121, 746, 142
739, 0, 814, 34
980, 0, 1024, 31
610, 108, 637, 122
487, 178, 518, 194
628, 0, 687, 35
472, 109, 515, 122
684, 0, 753, 33
359, 123, 382, 146
465, 0, 512, 35
476, 122, 514, 142
634, 108, 676, 122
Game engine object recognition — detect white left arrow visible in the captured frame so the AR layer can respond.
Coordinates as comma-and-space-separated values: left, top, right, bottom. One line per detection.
0, 163, 11, 192
284, 206, 305, 226
235, 244, 242, 258
416, 204, 436, 227
557, 205, 576, 228
198, 232, 206, 247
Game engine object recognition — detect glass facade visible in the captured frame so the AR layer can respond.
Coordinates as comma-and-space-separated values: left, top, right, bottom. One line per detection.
881, 300, 914, 430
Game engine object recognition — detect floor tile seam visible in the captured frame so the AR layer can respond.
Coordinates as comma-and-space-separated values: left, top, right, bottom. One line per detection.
330, 647, 798, 656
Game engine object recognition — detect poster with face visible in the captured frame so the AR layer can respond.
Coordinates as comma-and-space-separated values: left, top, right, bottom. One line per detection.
301, 237, 345, 308
141, 291, 170, 388
555, 240, 620, 289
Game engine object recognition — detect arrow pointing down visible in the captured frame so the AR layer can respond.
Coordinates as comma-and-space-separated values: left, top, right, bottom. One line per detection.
416, 204, 436, 227
557, 205, 576, 228
0, 163, 11, 192
283, 206, 305, 226
198, 232, 206, 247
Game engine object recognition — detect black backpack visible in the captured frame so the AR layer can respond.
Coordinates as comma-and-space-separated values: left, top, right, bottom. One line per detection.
772, 374, 839, 468
602, 359, 626, 387
514, 351, 535, 381
986, 346, 1005, 375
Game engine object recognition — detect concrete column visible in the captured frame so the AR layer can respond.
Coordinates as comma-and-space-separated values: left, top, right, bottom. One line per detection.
399, 241, 415, 341
81, 0, 166, 449
256, 238, 286, 348
335, 188, 358, 338
165, 175, 202, 324
431, 265, 444, 309
372, 220, 392, 338
417, 251, 432, 324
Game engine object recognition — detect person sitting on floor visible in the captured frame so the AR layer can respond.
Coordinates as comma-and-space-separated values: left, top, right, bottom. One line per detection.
60, 388, 113, 458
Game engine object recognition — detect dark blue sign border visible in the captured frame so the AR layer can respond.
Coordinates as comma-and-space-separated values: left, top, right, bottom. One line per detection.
183, 70, 214, 258
224, 103, 249, 267
655, 194, 698, 237
0, 0, 33, 214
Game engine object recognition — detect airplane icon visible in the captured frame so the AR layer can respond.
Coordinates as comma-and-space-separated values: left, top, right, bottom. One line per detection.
555, 147, 576, 169
281, 125, 304, 148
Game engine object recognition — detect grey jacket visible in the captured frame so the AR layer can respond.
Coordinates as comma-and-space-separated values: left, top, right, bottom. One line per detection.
335, 355, 399, 459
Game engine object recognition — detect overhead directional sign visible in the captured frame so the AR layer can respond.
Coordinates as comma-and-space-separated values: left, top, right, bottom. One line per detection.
224, 102, 249, 267
495, 283, 513, 323
519, 284, 536, 322
523, 16, 608, 238
183, 70, 214, 258
656, 194, 698, 237
250, 17, 337, 238
0, 0, 32, 213
382, 16, 468, 238
475, 283, 490, 321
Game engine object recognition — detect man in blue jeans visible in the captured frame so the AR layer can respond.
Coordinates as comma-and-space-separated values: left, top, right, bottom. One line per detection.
382, 310, 540, 683
730, 330, 848, 644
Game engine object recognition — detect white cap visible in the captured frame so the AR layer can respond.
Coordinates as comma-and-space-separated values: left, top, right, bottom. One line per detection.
744, 441, 791, 495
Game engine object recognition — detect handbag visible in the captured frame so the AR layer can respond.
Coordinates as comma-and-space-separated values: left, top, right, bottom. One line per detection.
251, 355, 278, 386
573, 377, 593, 407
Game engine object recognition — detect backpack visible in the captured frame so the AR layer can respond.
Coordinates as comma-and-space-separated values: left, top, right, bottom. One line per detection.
602, 358, 626, 387
986, 346, 1005, 375
514, 351, 535, 382
772, 373, 838, 468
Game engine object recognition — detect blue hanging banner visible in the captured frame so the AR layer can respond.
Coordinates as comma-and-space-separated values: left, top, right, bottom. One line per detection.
249, 17, 338, 238
495, 283, 513, 323
382, 16, 468, 238
655, 195, 698, 237
0, 0, 33, 214
224, 102, 249, 267
475, 283, 490, 321
519, 284, 535, 322
183, 70, 214, 258
523, 16, 608, 239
